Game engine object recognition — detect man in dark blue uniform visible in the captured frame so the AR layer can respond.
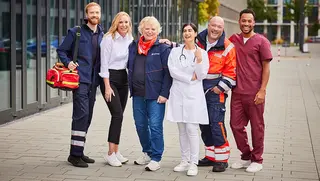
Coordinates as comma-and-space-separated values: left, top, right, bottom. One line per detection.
57, 2, 104, 168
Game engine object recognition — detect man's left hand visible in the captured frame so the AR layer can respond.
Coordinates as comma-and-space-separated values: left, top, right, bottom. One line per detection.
159, 39, 171, 45
254, 89, 266, 105
211, 86, 222, 94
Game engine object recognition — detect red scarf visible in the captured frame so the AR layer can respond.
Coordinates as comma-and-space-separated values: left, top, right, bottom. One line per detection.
138, 36, 157, 55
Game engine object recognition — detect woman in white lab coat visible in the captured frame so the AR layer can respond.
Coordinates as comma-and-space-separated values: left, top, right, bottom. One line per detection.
166, 23, 209, 176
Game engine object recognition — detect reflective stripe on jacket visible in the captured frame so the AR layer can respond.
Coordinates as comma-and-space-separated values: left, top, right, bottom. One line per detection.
196, 30, 236, 92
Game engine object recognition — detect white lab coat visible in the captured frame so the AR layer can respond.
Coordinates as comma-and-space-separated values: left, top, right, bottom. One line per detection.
166, 46, 209, 124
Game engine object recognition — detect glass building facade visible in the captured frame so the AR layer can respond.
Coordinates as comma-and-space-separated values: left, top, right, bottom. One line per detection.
0, 0, 200, 124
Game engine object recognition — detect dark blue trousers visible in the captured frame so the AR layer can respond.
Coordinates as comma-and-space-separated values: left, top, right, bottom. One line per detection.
199, 91, 227, 147
200, 78, 228, 147
70, 83, 97, 156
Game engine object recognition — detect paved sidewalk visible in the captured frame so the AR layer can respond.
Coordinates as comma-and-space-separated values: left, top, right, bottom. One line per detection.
1, 54, 320, 181
271, 43, 320, 59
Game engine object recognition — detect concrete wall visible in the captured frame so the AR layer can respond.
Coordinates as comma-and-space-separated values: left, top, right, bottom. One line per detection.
198, 0, 247, 38
219, 0, 247, 37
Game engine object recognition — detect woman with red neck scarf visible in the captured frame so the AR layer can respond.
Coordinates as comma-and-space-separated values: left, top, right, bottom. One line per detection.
127, 16, 172, 172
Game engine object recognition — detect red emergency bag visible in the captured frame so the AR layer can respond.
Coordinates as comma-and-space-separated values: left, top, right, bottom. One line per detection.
46, 26, 81, 91
46, 62, 79, 91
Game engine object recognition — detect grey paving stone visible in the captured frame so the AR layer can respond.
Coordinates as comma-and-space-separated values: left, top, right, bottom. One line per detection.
282, 171, 319, 180
86, 177, 135, 181
48, 174, 88, 180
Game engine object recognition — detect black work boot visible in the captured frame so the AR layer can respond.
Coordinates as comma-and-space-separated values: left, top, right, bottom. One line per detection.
212, 162, 228, 172
198, 157, 215, 166
82, 155, 95, 163
68, 155, 88, 168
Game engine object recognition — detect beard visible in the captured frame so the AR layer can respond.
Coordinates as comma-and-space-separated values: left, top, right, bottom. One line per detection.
241, 26, 253, 34
88, 17, 100, 25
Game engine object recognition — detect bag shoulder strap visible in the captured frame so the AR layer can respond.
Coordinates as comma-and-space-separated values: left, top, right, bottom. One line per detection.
72, 26, 81, 63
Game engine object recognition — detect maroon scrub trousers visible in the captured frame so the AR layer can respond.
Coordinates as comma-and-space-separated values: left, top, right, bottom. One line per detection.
229, 33, 273, 164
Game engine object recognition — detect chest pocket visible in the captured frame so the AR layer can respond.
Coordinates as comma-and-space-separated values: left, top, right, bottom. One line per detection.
209, 53, 225, 65
147, 53, 162, 70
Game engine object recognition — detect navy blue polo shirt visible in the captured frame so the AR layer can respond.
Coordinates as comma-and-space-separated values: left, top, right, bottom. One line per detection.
83, 24, 100, 65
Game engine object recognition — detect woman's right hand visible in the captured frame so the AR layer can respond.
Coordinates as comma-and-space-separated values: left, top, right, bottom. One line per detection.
104, 86, 115, 102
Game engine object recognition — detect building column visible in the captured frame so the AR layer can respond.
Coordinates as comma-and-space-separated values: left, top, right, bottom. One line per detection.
277, 25, 281, 39
263, 20, 268, 35
318, 0, 320, 36
290, 21, 295, 43
304, 17, 308, 39
277, 0, 283, 40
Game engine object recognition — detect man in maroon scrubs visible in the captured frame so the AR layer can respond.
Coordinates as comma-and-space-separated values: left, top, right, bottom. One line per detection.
229, 9, 272, 173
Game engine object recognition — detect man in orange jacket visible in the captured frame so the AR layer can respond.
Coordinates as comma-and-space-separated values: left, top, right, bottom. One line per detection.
196, 16, 236, 172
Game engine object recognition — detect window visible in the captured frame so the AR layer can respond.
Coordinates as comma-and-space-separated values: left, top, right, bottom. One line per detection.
281, 25, 290, 41
283, 7, 290, 23
26, 0, 37, 104
267, 0, 278, 5
50, 0, 59, 98
283, 0, 291, 4
0, 0, 11, 110
308, 0, 318, 5
308, 7, 319, 23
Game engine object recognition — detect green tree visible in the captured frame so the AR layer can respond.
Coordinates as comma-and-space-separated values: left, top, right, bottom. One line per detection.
309, 21, 320, 36
284, 0, 311, 43
198, 0, 220, 25
247, 0, 277, 22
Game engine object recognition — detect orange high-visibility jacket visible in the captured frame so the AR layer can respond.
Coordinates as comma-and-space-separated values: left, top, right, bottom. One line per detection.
196, 30, 236, 92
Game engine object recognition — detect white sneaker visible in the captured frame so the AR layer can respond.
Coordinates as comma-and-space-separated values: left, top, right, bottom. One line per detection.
173, 161, 190, 172
116, 151, 129, 164
187, 163, 198, 176
246, 162, 263, 173
231, 160, 251, 169
104, 152, 122, 167
134, 153, 151, 165
145, 160, 161, 171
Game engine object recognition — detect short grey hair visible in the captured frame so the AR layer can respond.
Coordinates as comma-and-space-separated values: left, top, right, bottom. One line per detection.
138, 16, 162, 34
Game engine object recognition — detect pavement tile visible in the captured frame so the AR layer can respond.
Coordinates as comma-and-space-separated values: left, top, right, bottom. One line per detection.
206, 174, 246, 180
279, 178, 319, 181
0, 176, 15, 181
86, 177, 135, 181
19, 172, 52, 179
100, 170, 132, 178
282, 171, 319, 180
63, 168, 103, 176
10, 179, 41, 181
128, 172, 177, 180
48, 174, 88, 180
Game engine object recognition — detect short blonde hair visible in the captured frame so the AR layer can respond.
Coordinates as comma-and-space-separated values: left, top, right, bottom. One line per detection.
85, 2, 101, 14
138, 16, 162, 35
105, 12, 133, 39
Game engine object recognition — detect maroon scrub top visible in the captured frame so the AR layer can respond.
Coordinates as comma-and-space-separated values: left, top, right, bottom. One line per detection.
229, 33, 273, 95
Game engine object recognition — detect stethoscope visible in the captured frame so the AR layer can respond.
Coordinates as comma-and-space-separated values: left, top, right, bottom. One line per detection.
179, 44, 198, 67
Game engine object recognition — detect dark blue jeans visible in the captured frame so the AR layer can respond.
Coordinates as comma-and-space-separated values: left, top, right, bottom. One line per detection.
132, 96, 165, 162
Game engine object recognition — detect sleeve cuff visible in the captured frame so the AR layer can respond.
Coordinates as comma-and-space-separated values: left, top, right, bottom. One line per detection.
63, 60, 71, 68
99, 72, 110, 78
216, 85, 225, 92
